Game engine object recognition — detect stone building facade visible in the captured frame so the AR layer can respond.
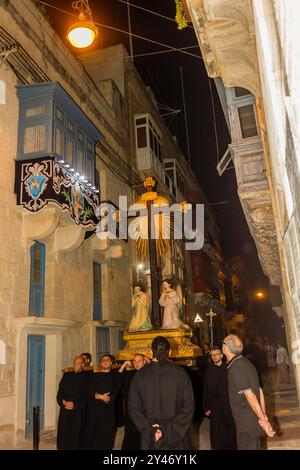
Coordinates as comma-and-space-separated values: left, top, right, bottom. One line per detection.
185, 0, 300, 399
0, 0, 205, 447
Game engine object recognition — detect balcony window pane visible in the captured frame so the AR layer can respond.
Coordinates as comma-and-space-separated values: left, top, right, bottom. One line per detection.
26, 105, 46, 118
66, 138, 74, 166
55, 126, 63, 156
55, 106, 64, 123
235, 87, 251, 98
86, 154, 93, 181
24, 124, 46, 154
158, 143, 162, 160
137, 126, 147, 148
166, 168, 175, 183
136, 117, 146, 125
77, 129, 84, 144
238, 104, 258, 138
150, 129, 155, 151
77, 148, 84, 174
67, 119, 74, 134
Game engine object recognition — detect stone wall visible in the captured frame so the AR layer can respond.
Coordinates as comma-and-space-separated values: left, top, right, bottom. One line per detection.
252, 0, 300, 399
0, 0, 133, 447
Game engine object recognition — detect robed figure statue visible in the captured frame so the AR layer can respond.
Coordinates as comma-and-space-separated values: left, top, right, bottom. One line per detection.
159, 280, 187, 330
128, 285, 152, 332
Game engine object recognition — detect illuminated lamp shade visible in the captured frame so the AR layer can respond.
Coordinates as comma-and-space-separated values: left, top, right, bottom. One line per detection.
67, 16, 98, 48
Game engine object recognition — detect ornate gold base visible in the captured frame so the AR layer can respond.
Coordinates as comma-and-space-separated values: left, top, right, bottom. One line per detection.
116, 328, 202, 365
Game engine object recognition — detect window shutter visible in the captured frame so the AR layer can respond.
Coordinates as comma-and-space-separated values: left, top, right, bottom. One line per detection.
93, 262, 102, 320
29, 242, 45, 317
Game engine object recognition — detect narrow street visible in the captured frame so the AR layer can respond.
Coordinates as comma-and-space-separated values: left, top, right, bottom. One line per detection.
1, 0, 300, 456
267, 383, 300, 450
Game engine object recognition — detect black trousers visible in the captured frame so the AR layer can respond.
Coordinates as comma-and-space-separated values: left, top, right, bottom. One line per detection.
236, 429, 261, 450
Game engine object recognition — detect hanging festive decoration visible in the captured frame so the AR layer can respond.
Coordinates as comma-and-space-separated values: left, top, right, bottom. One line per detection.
175, 0, 188, 30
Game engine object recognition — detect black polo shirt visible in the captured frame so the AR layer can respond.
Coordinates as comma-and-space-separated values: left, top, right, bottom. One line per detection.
227, 354, 261, 432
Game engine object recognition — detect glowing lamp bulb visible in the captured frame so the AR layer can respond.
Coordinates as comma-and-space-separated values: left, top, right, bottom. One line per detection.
67, 17, 98, 49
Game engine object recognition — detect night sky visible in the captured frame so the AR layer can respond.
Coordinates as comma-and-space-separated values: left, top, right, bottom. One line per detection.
41, 0, 284, 340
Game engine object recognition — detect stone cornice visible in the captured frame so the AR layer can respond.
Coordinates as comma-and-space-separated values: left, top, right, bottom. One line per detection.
13, 317, 84, 334
186, 0, 260, 95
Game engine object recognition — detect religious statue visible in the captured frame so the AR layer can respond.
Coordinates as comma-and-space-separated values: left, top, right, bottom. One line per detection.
159, 280, 189, 330
128, 286, 152, 332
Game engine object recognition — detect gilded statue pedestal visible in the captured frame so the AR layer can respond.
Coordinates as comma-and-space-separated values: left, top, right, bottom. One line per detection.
116, 328, 202, 366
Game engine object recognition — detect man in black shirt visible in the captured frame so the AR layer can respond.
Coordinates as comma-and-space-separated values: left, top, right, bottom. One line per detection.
222, 335, 275, 450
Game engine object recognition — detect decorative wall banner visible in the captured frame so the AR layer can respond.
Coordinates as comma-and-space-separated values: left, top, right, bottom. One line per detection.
15, 157, 99, 226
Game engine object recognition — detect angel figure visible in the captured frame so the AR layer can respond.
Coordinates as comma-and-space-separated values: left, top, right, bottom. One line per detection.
159, 280, 189, 330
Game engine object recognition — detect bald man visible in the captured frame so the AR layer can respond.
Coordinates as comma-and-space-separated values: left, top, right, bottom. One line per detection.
118, 354, 149, 449
56, 356, 90, 450
222, 335, 275, 450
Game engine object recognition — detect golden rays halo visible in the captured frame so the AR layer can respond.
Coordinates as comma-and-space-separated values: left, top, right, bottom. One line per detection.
129, 193, 174, 262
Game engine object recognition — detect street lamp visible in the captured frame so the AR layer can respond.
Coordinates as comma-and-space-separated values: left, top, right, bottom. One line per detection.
255, 290, 264, 299
67, 0, 98, 49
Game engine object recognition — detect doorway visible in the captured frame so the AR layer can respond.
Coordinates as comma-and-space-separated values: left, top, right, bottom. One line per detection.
26, 335, 45, 435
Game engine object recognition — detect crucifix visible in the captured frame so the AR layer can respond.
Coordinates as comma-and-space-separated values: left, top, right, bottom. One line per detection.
142, 177, 161, 329
206, 308, 217, 347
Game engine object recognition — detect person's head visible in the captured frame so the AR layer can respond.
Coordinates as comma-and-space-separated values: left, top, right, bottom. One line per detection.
81, 352, 92, 367
203, 343, 210, 354
132, 354, 147, 370
151, 336, 170, 365
73, 355, 85, 373
100, 354, 113, 371
210, 346, 223, 365
162, 279, 173, 291
133, 285, 143, 295
222, 335, 243, 360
